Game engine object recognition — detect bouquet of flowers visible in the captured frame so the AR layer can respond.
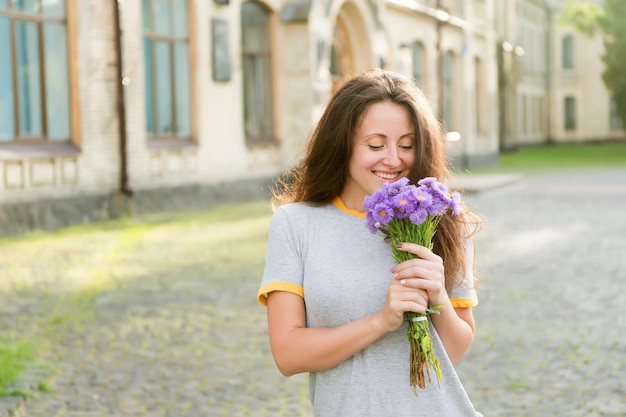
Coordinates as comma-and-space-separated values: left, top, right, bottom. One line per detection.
363, 177, 462, 394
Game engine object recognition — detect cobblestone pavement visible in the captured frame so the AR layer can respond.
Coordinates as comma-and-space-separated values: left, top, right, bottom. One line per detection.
1, 168, 625, 417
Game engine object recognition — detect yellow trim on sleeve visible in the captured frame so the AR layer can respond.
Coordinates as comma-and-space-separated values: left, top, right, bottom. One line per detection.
451, 297, 478, 308
257, 282, 304, 306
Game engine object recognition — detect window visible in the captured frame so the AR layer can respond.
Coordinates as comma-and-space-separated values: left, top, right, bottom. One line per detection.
411, 42, 424, 88
610, 99, 623, 129
241, 1, 275, 143
562, 35, 574, 70
442, 51, 455, 131
0, 0, 70, 142
142, 0, 191, 139
564, 96, 576, 130
330, 15, 353, 94
475, 56, 485, 133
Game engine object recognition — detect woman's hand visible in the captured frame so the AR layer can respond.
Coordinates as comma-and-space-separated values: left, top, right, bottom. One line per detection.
376, 243, 442, 332
391, 242, 447, 308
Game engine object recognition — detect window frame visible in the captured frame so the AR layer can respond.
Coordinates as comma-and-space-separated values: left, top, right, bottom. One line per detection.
411, 41, 425, 88
610, 99, 623, 130
474, 56, 485, 133
240, 0, 277, 145
562, 34, 574, 70
441, 50, 455, 131
0, 0, 74, 147
564, 96, 576, 131
142, 0, 194, 145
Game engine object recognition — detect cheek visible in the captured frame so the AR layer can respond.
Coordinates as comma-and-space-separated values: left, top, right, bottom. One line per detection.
350, 147, 378, 169
401, 152, 415, 167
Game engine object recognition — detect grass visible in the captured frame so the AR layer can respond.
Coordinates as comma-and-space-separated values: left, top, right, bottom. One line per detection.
0, 336, 34, 396
469, 141, 626, 174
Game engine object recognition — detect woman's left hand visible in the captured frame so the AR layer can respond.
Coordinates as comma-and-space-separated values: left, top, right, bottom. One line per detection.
391, 243, 447, 307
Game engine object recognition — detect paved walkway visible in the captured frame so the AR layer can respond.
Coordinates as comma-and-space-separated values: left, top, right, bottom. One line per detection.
1, 168, 625, 417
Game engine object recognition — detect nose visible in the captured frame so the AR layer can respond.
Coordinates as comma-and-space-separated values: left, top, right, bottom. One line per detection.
383, 146, 400, 167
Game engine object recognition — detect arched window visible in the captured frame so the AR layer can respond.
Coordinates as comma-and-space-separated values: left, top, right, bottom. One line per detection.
475, 56, 485, 133
610, 99, 623, 130
562, 34, 574, 70
330, 15, 354, 93
142, 0, 191, 139
564, 96, 576, 130
0, 0, 71, 142
411, 42, 425, 88
442, 51, 455, 131
241, 1, 275, 143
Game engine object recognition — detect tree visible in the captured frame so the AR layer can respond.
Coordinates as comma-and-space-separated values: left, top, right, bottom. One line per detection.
560, 0, 626, 128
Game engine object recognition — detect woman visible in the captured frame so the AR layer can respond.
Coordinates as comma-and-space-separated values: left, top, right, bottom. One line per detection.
258, 69, 483, 416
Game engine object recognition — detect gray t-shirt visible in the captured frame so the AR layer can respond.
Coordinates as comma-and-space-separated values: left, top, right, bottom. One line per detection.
258, 198, 483, 417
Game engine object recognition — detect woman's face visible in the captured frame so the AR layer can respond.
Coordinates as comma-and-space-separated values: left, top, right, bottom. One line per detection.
341, 101, 416, 211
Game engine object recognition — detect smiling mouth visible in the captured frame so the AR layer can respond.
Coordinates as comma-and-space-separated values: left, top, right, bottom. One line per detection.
374, 171, 402, 180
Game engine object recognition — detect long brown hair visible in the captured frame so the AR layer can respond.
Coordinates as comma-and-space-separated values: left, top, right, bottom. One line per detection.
273, 69, 480, 290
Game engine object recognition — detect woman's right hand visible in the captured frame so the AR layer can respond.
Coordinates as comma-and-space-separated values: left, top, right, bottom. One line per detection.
377, 274, 429, 332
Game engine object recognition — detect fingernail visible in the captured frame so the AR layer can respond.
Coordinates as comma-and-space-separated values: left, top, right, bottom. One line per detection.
425, 308, 433, 314
395, 243, 403, 249
400, 279, 406, 285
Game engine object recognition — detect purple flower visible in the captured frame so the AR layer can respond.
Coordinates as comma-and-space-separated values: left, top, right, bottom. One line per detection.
450, 191, 462, 215
409, 207, 428, 224
371, 201, 394, 224
363, 176, 462, 234
389, 177, 410, 189
429, 181, 453, 204
417, 177, 437, 186
365, 211, 381, 233
392, 189, 417, 219
411, 187, 433, 207
427, 199, 448, 216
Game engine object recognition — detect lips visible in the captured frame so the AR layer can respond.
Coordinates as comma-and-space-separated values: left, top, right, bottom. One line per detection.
374, 171, 402, 180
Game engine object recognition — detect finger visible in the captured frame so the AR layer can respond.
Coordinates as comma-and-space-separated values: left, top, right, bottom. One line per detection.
394, 264, 444, 282
392, 299, 428, 315
387, 292, 428, 314
395, 243, 442, 263
399, 277, 440, 293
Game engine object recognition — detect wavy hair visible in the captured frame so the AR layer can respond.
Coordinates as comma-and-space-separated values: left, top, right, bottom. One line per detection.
273, 69, 481, 291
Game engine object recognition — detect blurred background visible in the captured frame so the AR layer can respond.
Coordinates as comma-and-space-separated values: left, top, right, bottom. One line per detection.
0, 0, 624, 236
1, 0, 625, 416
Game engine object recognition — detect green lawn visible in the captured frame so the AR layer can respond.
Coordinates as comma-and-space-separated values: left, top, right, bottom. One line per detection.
469, 141, 626, 174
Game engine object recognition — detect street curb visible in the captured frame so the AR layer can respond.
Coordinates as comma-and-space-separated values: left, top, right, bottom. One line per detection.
450, 173, 523, 193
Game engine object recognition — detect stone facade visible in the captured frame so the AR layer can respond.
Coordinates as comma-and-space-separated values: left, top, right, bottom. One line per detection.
0, 0, 621, 235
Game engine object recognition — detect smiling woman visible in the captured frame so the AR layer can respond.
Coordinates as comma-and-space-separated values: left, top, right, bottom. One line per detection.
341, 101, 416, 211
258, 69, 484, 417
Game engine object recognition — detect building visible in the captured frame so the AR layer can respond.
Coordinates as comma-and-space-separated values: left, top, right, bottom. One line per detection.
549, 0, 623, 143
0, 0, 621, 235
496, 0, 623, 149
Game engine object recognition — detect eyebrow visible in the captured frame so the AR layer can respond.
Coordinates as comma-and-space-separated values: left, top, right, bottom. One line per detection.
357, 132, 415, 141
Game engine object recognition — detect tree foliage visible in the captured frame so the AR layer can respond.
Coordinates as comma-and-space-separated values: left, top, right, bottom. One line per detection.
561, 0, 626, 127
559, 1, 603, 36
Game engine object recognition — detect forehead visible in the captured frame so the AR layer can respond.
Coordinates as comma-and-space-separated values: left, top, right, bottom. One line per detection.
356, 101, 414, 132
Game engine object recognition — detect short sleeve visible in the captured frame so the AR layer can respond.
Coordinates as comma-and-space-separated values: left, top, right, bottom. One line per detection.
257, 206, 305, 306
449, 236, 479, 308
